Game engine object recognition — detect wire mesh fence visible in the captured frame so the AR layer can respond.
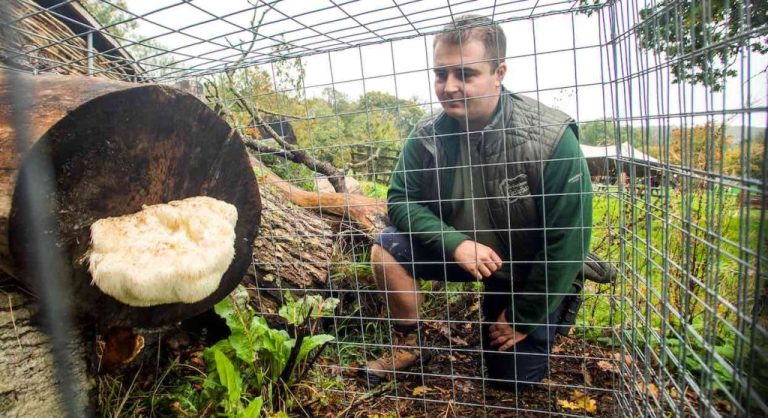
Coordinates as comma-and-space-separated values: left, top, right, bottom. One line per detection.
0, 0, 765, 417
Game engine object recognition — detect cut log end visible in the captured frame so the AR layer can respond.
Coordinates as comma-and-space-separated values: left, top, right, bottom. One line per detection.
3, 75, 262, 329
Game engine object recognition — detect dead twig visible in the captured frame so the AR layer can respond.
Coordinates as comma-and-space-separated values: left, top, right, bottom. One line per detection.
344, 147, 381, 170
1, 290, 23, 350
225, 70, 347, 193
258, 107, 309, 121
581, 359, 593, 387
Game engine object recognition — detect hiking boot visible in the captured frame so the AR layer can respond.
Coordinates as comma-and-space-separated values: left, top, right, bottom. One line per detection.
555, 277, 584, 337
556, 293, 583, 336
357, 329, 431, 386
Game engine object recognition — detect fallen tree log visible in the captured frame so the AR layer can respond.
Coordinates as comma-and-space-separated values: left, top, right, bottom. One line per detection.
0, 72, 261, 328
246, 172, 336, 316
243, 155, 384, 324
250, 156, 387, 239
0, 283, 90, 417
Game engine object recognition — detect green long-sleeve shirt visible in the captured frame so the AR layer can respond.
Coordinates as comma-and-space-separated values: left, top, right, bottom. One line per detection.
387, 126, 592, 334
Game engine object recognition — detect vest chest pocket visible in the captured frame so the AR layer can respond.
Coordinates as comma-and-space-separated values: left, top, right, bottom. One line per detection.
486, 172, 540, 262
490, 174, 538, 231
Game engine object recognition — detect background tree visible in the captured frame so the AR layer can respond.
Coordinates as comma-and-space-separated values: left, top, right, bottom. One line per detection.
579, 120, 617, 146
579, 0, 767, 91
80, 0, 179, 79
79, 0, 136, 39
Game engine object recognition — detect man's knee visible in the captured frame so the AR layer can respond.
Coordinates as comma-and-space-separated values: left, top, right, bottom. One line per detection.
370, 243, 411, 283
370, 244, 387, 276
484, 350, 549, 391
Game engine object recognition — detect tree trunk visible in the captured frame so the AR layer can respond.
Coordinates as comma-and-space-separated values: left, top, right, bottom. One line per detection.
246, 161, 337, 315
251, 157, 387, 239
0, 72, 262, 329
0, 285, 91, 417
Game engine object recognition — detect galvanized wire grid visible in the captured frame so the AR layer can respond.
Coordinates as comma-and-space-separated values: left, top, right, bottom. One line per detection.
1, 0, 766, 416
608, 0, 767, 416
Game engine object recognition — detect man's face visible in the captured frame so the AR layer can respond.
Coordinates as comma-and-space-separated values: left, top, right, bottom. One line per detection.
433, 39, 506, 130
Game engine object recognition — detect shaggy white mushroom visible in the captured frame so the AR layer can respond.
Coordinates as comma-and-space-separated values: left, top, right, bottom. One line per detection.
88, 196, 238, 307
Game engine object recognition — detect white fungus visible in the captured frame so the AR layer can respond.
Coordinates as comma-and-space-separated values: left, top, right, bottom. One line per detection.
88, 196, 238, 307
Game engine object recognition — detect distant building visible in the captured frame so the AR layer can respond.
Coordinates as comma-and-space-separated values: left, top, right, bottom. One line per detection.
581, 142, 660, 181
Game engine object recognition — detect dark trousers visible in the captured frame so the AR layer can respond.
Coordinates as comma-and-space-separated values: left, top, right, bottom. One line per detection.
374, 226, 572, 390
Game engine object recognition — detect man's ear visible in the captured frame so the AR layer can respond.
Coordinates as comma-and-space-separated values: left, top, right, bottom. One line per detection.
495, 61, 507, 86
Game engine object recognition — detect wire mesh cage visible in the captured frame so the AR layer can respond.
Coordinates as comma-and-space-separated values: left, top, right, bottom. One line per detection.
0, 0, 765, 417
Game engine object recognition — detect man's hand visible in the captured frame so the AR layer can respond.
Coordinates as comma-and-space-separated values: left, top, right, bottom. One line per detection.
489, 309, 527, 351
453, 240, 503, 280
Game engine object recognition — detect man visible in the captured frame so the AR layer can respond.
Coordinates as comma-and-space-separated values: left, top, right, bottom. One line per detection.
360, 15, 593, 391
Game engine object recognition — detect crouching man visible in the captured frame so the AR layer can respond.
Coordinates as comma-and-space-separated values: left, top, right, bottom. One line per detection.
359, 15, 592, 391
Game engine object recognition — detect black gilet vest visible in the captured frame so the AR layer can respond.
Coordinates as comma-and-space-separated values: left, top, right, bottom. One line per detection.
412, 91, 578, 275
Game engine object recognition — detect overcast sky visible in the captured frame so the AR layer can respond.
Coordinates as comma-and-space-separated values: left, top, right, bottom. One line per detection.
123, 0, 767, 128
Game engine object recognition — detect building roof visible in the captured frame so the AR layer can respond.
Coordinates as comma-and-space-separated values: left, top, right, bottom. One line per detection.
580, 142, 659, 164
1, 0, 144, 80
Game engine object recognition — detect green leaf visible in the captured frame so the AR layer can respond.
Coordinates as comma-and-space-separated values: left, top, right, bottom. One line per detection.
715, 344, 735, 362
203, 339, 233, 368
229, 332, 255, 364
278, 292, 307, 326
298, 334, 335, 362
242, 397, 263, 418
250, 316, 271, 335
214, 349, 242, 408
214, 293, 249, 337
278, 294, 340, 326
313, 297, 340, 318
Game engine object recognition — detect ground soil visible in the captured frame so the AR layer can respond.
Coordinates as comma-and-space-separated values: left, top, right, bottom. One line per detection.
318, 329, 621, 417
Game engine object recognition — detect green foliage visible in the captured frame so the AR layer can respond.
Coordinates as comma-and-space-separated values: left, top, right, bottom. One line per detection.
279, 292, 340, 326
80, 0, 136, 39
303, 90, 424, 168
579, 189, 765, 405
199, 286, 339, 415
579, 120, 616, 146
80, 0, 180, 79
579, 0, 766, 90
359, 180, 389, 199
637, 0, 767, 91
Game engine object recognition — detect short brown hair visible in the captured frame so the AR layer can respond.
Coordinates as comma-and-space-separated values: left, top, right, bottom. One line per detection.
433, 15, 506, 70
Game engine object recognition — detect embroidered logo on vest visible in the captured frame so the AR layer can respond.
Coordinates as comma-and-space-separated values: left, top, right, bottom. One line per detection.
499, 174, 530, 203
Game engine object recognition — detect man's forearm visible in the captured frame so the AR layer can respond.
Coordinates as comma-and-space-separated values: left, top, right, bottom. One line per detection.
387, 198, 469, 255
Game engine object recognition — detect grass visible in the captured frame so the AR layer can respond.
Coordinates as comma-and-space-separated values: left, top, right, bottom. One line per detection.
577, 185, 766, 404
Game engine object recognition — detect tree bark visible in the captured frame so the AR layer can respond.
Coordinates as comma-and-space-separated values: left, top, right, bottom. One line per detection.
246, 161, 337, 315
0, 285, 91, 417
0, 72, 262, 329
251, 156, 387, 239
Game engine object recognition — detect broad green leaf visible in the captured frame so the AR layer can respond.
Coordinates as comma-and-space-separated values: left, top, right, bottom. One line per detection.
298, 334, 335, 361
203, 339, 233, 368
314, 297, 340, 318
215, 286, 253, 337
278, 293, 307, 326
214, 349, 242, 408
242, 397, 263, 418
214, 295, 235, 319
250, 316, 271, 335
228, 331, 255, 364
715, 344, 735, 361
278, 294, 340, 325
214, 296, 247, 337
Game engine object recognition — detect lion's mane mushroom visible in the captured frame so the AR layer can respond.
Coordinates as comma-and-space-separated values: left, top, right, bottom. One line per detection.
88, 196, 238, 307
